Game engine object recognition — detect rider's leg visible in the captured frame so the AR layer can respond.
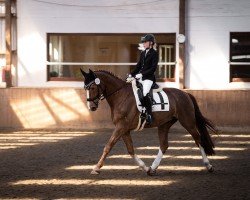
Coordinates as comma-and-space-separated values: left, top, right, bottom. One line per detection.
142, 80, 153, 124
142, 80, 153, 96
144, 94, 153, 118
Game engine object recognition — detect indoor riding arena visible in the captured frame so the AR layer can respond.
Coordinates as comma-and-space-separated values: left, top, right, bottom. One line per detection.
0, 128, 249, 199
0, 89, 249, 200
0, 0, 250, 200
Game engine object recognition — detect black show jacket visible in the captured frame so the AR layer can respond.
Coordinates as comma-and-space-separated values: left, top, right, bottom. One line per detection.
131, 48, 159, 82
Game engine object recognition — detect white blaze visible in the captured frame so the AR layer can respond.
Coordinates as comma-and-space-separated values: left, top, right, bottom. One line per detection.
86, 90, 90, 109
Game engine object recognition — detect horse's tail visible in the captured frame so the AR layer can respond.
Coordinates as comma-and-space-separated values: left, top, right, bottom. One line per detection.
188, 93, 218, 155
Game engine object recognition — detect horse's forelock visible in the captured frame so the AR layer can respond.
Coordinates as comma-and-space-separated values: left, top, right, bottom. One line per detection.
84, 71, 96, 85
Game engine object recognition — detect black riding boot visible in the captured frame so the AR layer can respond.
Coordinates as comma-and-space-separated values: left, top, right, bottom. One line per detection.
143, 94, 153, 124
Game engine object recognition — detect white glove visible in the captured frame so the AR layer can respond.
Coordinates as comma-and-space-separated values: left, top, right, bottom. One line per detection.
135, 73, 142, 79
126, 74, 134, 83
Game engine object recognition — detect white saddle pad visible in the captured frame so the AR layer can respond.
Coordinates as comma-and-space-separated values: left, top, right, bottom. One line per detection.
131, 80, 170, 112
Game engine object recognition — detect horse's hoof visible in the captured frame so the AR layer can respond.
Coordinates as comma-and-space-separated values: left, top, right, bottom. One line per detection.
207, 165, 214, 173
146, 167, 157, 176
91, 170, 100, 175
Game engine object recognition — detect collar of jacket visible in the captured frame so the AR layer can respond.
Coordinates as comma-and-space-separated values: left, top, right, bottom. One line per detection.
144, 48, 153, 57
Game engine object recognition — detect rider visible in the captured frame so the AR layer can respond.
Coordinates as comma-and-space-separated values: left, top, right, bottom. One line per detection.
127, 34, 159, 124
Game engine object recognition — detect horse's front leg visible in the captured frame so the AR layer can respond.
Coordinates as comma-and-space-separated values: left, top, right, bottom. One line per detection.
122, 132, 149, 172
148, 120, 176, 176
91, 126, 126, 175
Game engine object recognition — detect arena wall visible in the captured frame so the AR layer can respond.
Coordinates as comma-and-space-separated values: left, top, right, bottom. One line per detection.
0, 88, 249, 130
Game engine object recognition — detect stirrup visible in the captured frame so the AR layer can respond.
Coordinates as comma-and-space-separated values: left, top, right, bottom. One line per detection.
140, 112, 146, 120
146, 114, 153, 125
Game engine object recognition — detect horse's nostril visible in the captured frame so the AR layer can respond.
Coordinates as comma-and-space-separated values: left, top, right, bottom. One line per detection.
90, 107, 97, 111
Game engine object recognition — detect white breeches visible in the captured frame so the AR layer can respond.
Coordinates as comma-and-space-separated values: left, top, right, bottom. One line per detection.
139, 79, 153, 96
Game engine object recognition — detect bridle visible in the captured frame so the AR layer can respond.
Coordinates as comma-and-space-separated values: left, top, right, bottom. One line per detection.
84, 78, 125, 106
84, 80, 105, 106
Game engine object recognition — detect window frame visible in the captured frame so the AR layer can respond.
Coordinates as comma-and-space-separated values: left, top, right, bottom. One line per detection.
157, 43, 176, 82
46, 33, 177, 82
229, 32, 250, 82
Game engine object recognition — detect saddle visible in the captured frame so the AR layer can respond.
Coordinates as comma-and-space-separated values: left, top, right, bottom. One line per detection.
131, 79, 170, 131
135, 80, 164, 108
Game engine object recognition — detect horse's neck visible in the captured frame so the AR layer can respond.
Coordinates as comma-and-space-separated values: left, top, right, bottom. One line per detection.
96, 71, 124, 89
95, 72, 125, 107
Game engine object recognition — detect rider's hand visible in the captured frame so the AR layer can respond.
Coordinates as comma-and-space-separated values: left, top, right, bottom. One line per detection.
126, 74, 134, 83
135, 73, 142, 79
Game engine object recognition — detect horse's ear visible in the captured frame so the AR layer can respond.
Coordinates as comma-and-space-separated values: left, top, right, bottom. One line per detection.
89, 69, 96, 77
80, 68, 87, 77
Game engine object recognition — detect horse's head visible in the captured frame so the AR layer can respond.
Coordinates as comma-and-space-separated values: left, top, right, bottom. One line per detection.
80, 69, 105, 111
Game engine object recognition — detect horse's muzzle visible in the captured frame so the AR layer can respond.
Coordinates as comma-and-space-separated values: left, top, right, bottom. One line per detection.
90, 106, 97, 111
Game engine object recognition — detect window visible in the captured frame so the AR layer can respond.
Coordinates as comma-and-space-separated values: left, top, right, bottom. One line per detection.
230, 32, 250, 82
47, 33, 176, 82
157, 44, 175, 81
0, 2, 5, 68
0, 1, 17, 69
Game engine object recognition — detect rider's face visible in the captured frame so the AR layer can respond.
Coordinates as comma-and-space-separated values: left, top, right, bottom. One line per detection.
143, 41, 150, 49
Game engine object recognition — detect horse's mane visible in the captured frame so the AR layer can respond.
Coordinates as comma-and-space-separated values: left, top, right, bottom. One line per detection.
95, 70, 125, 82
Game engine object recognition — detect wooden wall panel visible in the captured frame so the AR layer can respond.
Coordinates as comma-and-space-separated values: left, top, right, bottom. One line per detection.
187, 90, 250, 127
0, 88, 114, 129
0, 88, 249, 130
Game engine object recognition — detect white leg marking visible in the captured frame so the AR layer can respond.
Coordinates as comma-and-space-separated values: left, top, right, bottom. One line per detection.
132, 154, 149, 172
86, 90, 90, 109
90, 165, 100, 175
199, 145, 213, 170
151, 148, 163, 170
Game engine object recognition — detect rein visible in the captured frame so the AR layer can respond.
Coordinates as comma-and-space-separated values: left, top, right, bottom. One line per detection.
105, 84, 126, 99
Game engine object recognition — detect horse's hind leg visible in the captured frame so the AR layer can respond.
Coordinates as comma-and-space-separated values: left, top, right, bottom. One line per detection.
148, 119, 177, 176
178, 117, 214, 172
122, 132, 149, 172
198, 143, 214, 172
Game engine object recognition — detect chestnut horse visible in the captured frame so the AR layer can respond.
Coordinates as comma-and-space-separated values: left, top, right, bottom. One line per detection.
81, 69, 217, 175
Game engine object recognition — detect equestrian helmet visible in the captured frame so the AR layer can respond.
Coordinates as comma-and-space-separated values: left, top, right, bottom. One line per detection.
141, 34, 156, 44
